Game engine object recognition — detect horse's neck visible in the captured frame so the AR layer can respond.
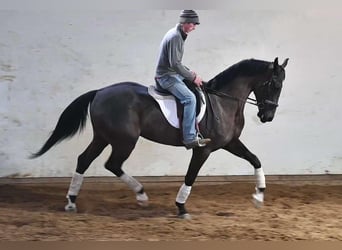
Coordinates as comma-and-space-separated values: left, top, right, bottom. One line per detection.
213, 70, 271, 100
211, 77, 254, 101
232, 78, 255, 99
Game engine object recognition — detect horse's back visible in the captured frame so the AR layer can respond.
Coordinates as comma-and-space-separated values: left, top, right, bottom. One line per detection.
96, 81, 148, 98
91, 81, 152, 114
89, 81, 182, 145
89, 82, 157, 134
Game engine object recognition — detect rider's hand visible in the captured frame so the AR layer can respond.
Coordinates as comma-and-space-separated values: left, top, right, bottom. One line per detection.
193, 75, 203, 87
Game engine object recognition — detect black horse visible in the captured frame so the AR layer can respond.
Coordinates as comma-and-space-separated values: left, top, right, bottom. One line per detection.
31, 57, 288, 219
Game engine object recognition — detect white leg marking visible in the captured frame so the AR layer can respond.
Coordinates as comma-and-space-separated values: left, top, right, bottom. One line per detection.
255, 168, 266, 189
120, 173, 143, 193
120, 173, 149, 206
67, 172, 84, 196
65, 172, 84, 212
176, 183, 192, 204
253, 168, 266, 208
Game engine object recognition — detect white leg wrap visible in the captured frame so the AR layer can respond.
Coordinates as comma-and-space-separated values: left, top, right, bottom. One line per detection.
176, 183, 192, 204
255, 168, 266, 189
120, 173, 143, 193
67, 172, 84, 197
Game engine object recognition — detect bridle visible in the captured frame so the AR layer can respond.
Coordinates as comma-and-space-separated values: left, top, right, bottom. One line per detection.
204, 75, 279, 109
254, 76, 280, 109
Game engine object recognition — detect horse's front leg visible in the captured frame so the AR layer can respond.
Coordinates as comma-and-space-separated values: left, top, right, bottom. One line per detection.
176, 148, 211, 219
223, 138, 265, 207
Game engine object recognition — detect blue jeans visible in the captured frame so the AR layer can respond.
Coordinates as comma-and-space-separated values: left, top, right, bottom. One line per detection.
156, 74, 197, 143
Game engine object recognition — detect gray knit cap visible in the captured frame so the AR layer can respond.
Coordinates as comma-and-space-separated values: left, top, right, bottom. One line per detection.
179, 10, 200, 24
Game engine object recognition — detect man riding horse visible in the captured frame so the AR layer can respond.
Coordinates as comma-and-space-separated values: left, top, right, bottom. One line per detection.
155, 10, 211, 149
30, 10, 289, 219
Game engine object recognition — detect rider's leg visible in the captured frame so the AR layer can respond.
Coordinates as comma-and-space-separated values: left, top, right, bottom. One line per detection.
157, 75, 210, 148
156, 75, 196, 139
168, 83, 197, 143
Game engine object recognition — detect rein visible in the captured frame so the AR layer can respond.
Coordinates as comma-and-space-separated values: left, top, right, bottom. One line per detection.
203, 79, 279, 109
204, 87, 259, 106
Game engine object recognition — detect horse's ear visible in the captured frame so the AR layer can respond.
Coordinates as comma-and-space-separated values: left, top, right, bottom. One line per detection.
274, 57, 279, 66
281, 58, 289, 68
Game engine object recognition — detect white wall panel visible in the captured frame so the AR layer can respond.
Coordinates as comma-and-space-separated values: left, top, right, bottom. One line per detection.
0, 8, 341, 177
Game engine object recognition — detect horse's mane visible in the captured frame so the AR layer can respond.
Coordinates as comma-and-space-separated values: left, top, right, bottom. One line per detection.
207, 59, 270, 89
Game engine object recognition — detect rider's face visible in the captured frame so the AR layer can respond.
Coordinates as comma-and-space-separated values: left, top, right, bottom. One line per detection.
182, 23, 197, 34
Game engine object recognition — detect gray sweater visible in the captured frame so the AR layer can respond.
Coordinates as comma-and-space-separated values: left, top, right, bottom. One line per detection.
155, 24, 195, 82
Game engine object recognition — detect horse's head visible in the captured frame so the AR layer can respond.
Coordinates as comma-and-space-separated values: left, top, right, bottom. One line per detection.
254, 57, 288, 123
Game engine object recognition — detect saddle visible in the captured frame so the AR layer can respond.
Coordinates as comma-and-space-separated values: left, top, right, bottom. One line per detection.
148, 79, 206, 129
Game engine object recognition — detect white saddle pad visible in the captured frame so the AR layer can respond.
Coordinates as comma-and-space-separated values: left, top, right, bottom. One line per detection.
147, 85, 206, 128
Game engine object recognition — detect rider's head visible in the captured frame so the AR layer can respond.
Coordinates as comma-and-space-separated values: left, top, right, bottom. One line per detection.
179, 10, 200, 25
179, 10, 199, 34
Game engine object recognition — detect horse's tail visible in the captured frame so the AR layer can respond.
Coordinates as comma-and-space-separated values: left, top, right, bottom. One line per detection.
30, 90, 98, 158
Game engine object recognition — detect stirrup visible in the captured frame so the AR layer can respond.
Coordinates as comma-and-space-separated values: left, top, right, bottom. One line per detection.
195, 132, 211, 147
184, 137, 211, 149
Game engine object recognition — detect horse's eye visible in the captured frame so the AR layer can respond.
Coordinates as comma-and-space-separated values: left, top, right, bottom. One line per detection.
273, 79, 282, 89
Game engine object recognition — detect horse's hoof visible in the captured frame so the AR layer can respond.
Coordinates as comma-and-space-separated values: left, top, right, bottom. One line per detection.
137, 200, 149, 207
136, 192, 149, 207
178, 213, 192, 220
252, 192, 264, 208
252, 198, 263, 208
65, 203, 77, 212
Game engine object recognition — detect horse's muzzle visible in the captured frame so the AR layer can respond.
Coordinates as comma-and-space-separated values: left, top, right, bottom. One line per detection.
258, 111, 274, 123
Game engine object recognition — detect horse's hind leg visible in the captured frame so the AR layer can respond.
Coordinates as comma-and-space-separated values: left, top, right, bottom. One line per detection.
65, 135, 108, 212
105, 143, 149, 206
